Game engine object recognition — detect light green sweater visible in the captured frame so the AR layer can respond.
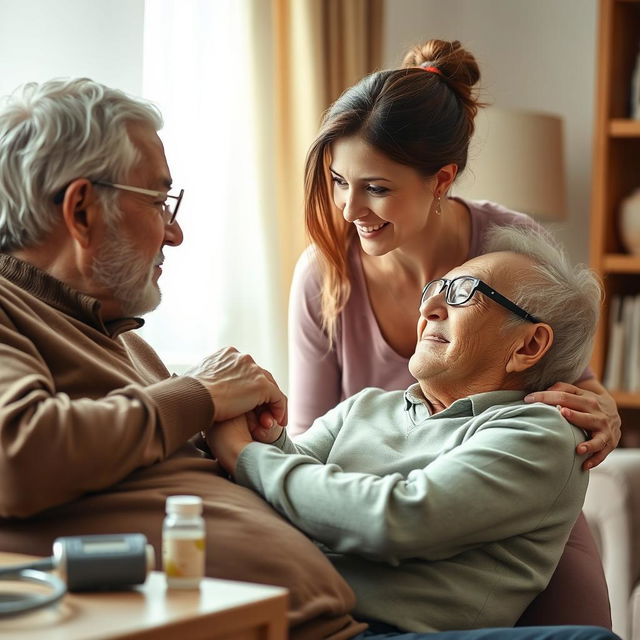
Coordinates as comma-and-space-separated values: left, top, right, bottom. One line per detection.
235, 385, 588, 633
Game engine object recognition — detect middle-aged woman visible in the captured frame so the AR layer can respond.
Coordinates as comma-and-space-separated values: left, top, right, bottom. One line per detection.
287, 39, 618, 627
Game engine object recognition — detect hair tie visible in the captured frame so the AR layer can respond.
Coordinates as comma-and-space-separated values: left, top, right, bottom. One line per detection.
418, 63, 442, 76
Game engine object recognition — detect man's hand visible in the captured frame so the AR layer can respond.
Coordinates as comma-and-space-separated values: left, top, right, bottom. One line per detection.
186, 347, 287, 426
204, 414, 254, 474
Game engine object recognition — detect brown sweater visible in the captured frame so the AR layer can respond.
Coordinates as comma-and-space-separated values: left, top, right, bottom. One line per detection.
0, 254, 363, 640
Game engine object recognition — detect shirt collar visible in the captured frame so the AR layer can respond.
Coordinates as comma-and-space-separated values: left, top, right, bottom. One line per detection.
404, 384, 528, 419
0, 253, 144, 338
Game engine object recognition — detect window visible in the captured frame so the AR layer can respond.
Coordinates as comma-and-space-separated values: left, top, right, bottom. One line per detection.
141, 0, 286, 384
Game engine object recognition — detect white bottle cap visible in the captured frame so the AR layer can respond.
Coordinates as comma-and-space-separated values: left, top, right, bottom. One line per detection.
166, 495, 203, 516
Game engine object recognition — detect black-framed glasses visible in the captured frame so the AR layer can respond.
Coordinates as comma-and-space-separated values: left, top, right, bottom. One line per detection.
92, 181, 184, 225
420, 276, 541, 323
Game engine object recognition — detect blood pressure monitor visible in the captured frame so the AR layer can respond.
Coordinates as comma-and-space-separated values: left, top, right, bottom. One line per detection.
0, 533, 154, 617
53, 533, 155, 591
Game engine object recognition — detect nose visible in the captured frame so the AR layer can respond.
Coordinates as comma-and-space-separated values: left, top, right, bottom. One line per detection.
419, 292, 448, 321
337, 188, 365, 223
163, 219, 184, 247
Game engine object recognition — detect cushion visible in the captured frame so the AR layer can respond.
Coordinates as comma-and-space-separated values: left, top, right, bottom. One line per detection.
516, 512, 612, 628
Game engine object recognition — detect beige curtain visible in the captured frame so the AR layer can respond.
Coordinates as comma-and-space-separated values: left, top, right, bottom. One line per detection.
272, 0, 384, 298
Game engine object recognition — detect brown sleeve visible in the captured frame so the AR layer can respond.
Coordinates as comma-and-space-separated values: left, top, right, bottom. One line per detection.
0, 316, 213, 518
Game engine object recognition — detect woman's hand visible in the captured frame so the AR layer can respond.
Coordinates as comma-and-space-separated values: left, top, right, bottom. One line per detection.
524, 378, 621, 470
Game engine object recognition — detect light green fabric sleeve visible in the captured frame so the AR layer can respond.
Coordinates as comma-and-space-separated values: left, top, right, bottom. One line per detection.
236, 401, 587, 566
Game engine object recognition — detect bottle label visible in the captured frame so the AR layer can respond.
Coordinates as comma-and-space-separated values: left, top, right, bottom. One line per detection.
163, 535, 205, 580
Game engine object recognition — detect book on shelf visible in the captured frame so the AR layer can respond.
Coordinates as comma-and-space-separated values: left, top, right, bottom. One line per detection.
629, 295, 640, 391
603, 294, 640, 392
603, 295, 623, 390
632, 43, 640, 119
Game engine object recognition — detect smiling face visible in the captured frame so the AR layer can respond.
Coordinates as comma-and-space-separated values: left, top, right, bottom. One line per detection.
408, 252, 538, 399
329, 134, 437, 256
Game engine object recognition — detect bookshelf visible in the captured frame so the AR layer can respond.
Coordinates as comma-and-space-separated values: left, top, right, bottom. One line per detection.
590, 0, 640, 445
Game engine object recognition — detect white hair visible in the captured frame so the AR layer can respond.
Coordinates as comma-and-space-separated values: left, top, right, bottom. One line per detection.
484, 225, 602, 392
0, 77, 163, 251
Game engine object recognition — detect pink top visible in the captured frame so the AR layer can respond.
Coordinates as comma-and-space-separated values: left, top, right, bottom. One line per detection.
287, 198, 589, 435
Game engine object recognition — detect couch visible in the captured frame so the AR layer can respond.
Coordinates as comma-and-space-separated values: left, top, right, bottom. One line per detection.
584, 449, 640, 640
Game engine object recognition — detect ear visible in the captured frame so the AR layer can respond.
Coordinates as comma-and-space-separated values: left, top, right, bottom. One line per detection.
433, 163, 458, 197
505, 323, 554, 374
60, 179, 102, 249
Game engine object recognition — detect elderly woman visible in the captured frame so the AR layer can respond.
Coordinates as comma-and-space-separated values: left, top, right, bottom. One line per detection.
205, 226, 617, 640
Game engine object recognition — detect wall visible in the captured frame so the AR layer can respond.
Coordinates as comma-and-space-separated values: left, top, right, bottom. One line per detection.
383, 0, 598, 263
0, 0, 598, 304
0, 0, 597, 263
0, 0, 144, 98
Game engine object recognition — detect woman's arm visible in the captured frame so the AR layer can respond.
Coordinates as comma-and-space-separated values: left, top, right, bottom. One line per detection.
524, 376, 621, 470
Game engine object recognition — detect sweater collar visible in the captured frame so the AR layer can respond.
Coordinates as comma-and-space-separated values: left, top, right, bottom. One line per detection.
0, 253, 144, 338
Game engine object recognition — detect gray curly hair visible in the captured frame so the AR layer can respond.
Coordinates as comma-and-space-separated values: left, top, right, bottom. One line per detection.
0, 77, 163, 251
484, 225, 602, 392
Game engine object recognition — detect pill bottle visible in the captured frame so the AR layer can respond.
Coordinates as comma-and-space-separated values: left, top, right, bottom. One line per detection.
162, 495, 205, 589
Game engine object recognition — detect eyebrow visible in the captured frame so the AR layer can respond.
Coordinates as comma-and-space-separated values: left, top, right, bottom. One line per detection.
329, 167, 392, 182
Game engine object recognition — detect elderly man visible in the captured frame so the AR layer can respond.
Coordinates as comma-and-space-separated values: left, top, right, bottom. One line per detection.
208, 226, 618, 640
0, 78, 364, 638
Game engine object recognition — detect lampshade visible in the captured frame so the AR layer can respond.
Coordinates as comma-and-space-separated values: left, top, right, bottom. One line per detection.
455, 107, 567, 220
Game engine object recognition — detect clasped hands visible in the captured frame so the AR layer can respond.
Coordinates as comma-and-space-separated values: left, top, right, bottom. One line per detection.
184, 346, 286, 473
203, 410, 283, 474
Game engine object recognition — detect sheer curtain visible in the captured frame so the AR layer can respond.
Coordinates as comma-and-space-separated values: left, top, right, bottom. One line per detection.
140, 0, 382, 390
141, 0, 286, 383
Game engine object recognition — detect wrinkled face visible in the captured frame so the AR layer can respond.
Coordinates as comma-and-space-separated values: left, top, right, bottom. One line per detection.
329, 134, 436, 256
408, 252, 533, 387
91, 123, 183, 316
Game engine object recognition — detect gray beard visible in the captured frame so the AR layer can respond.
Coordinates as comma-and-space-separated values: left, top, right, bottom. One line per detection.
91, 223, 162, 317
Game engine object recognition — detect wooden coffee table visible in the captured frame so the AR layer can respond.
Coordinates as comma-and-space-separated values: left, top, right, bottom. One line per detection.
0, 552, 288, 639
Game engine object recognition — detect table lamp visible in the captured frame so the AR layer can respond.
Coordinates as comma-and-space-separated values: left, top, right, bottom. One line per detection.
455, 106, 567, 220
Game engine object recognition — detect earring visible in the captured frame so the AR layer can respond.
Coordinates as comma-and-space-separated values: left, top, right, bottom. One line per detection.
434, 193, 442, 216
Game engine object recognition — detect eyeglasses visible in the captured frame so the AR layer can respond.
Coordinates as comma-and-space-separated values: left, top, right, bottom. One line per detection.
420, 276, 541, 323
93, 181, 184, 225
